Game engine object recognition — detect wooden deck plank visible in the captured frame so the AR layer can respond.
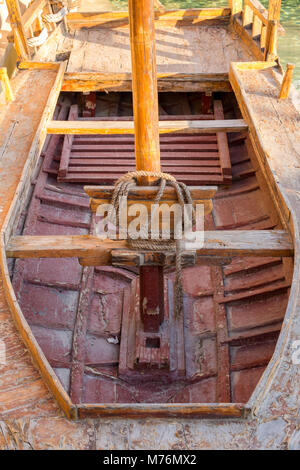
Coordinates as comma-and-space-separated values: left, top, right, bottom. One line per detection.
61, 72, 232, 93
65, 23, 253, 76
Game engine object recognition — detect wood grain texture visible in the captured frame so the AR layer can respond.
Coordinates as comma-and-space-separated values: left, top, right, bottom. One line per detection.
6, 230, 293, 261
61, 72, 232, 93
47, 119, 248, 135
279, 63, 295, 99
128, 0, 160, 184
65, 24, 253, 75
6, 0, 30, 59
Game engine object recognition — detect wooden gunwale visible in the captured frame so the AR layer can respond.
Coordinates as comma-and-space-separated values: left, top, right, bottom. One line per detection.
228, 62, 300, 417
0, 62, 77, 419
229, 62, 292, 231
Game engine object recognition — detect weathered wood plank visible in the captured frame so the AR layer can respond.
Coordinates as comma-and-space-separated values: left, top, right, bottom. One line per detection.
61, 72, 232, 93
6, 231, 293, 262
47, 119, 248, 135
77, 403, 249, 419
84, 185, 218, 200
18, 61, 60, 70
6, 0, 30, 59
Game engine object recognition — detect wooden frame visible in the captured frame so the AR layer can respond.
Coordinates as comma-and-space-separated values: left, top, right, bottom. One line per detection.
230, 0, 284, 62
16, 68, 232, 93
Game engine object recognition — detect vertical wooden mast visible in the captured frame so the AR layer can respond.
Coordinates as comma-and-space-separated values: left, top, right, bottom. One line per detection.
128, 0, 161, 185
129, 0, 163, 332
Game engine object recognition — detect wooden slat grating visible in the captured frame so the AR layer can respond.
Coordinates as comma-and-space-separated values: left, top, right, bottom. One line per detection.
56, 101, 233, 185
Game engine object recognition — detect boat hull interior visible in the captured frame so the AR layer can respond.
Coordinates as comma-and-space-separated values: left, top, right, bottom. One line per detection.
9, 90, 293, 406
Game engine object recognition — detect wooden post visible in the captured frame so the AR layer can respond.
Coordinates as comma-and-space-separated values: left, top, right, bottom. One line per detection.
265, 20, 278, 61
128, 1, 164, 333
265, 0, 281, 60
268, 0, 282, 22
128, 0, 161, 185
6, 0, 30, 60
0, 67, 14, 102
279, 63, 295, 99
229, 0, 243, 18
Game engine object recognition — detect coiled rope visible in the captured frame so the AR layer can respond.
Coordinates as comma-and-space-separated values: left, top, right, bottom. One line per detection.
108, 171, 196, 317
27, 27, 48, 47
42, 6, 67, 23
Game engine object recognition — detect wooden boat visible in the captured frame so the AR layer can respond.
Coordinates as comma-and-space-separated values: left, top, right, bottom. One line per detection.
0, 0, 300, 449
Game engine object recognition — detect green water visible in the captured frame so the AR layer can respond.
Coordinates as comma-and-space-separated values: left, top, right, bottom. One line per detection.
111, 0, 300, 90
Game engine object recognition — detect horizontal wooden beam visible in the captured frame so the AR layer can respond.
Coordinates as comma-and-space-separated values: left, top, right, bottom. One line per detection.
66, 9, 231, 30
6, 231, 293, 264
183, 230, 293, 257
85, 185, 216, 216
18, 61, 60, 70
61, 72, 232, 93
77, 403, 250, 419
47, 119, 248, 135
84, 185, 218, 200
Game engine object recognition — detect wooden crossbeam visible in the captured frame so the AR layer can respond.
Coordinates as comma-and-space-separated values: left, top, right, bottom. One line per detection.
47, 119, 248, 135
6, 231, 293, 266
60, 72, 232, 93
84, 185, 217, 200
85, 185, 217, 215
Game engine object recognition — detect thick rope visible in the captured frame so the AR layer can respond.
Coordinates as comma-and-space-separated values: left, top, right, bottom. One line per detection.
42, 6, 67, 23
27, 27, 48, 47
108, 171, 196, 317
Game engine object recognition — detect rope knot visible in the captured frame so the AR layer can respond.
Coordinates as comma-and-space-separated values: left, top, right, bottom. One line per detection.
107, 170, 197, 317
